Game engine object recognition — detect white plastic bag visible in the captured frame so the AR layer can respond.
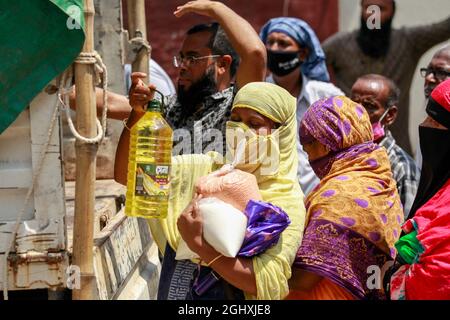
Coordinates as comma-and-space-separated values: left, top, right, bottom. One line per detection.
175, 197, 248, 260
175, 239, 199, 260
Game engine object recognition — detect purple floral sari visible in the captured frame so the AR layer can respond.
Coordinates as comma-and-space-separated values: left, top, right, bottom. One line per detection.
295, 96, 404, 299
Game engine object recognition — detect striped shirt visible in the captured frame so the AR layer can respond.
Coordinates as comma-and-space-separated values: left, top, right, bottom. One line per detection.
164, 87, 234, 156
379, 130, 420, 218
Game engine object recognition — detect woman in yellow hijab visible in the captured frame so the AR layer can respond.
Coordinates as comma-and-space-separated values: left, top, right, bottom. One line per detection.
149, 82, 305, 300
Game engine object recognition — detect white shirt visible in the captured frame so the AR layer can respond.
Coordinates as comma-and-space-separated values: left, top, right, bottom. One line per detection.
268, 74, 345, 196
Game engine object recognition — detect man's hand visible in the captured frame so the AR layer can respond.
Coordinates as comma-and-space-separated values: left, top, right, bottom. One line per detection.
174, 0, 219, 18
129, 72, 156, 113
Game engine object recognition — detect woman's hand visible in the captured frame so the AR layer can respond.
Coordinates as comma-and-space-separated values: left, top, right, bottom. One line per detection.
177, 195, 205, 254
195, 169, 262, 212
174, 0, 220, 19
178, 194, 258, 295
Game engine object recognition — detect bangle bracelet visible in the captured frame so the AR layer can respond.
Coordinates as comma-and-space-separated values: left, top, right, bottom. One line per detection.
206, 254, 223, 267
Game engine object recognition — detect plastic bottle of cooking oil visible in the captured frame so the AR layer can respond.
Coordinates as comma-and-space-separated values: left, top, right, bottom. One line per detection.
125, 98, 173, 218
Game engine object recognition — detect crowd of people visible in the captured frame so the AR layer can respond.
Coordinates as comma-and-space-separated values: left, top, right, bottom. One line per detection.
70, 0, 450, 300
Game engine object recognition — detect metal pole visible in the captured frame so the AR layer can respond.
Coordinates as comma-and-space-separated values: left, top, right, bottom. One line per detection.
72, 0, 98, 300
127, 0, 150, 84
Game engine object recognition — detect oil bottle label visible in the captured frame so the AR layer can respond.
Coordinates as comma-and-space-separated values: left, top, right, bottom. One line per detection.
135, 163, 170, 199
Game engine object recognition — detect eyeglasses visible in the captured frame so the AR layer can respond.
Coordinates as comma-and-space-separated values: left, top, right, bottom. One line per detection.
173, 54, 221, 68
420, 67, 450, 81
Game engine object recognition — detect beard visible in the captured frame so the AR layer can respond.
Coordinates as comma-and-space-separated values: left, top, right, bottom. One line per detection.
356, 16, 393, 58
177, 66, 217, 117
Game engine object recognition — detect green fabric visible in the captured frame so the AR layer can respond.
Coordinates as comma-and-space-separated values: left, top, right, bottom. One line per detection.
0, 0, 85, 134
395, 230, 425, 265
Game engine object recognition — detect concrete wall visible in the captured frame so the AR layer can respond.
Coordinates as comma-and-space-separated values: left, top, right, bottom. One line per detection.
338, 0, 450, 156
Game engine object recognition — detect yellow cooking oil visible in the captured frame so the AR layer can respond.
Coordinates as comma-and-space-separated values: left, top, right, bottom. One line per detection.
125, 99, 173, 218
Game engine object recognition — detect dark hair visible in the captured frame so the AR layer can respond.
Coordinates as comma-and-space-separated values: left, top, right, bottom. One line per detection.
359, 74, 400, 108
186, 22, 240, 78
361, 0, 396, 16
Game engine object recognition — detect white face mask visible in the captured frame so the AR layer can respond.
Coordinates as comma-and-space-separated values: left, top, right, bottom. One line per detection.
225, 121, 280, 176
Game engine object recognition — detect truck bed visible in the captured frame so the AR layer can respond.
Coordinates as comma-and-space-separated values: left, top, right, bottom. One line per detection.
65, 179, 161, 300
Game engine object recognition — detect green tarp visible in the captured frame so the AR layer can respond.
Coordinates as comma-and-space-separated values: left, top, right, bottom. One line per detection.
0, 0, 85, 134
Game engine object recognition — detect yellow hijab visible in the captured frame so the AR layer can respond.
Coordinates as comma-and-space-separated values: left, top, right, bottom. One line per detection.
148, 82, 305, 300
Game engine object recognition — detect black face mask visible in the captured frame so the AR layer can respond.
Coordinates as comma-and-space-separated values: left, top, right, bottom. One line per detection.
408, 126, 450, 218
267, 50, 301, 77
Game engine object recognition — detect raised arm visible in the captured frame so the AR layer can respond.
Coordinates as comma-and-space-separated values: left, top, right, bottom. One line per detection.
174, 0, 267, 89
405, 16, 450, 56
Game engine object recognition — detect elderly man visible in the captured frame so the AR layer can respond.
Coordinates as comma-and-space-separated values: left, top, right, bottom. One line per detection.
422, 45, 450, 99
415, 44, 450, 165
351, 74, 419, 217
323, 0, 450, 154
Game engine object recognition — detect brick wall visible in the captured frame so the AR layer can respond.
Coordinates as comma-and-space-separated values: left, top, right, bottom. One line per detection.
123, 0, 338, 84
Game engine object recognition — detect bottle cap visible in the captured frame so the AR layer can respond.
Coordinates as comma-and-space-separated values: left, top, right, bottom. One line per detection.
147, 99, 162, 112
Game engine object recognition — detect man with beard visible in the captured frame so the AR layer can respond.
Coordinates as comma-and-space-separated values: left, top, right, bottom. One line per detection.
322, 0, 450, 154
114, 1, 266, 185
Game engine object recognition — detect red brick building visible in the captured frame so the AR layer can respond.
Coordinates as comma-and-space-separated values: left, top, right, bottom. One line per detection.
123, 0, 338, 83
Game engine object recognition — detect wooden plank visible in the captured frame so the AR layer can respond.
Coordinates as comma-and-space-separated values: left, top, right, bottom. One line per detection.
0, 108, 33, 219
29, 87, 66, 235
65, 179, 126, 251
0, 217, 65, 254
0, 110, 32, 184
0, 188, 35, 221
0, 170, 33, 189
93, 209, 160, 300
0, 84, 68, 292
66, 179, 160, 300
114, 241, 160, 300
0, 87, 66, 254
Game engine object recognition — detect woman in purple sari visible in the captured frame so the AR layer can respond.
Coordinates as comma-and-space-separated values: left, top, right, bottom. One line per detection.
287, 96, 404, 300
